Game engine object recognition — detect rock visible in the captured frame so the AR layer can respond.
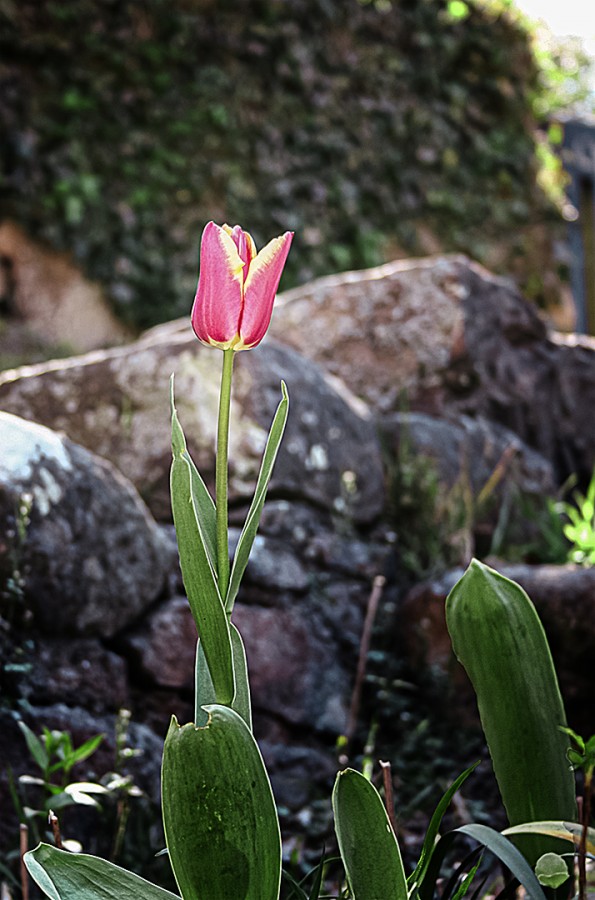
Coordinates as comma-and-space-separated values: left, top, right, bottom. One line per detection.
266, 255, 595, 483
22, 638, 130, 713
0, 333, 385, 523
122, 595, 196, 691
0, 220, 131, 352
401, 562, 595, 734
0, 412, 170, 637
381, 412, 556, 557
383, 413, 555, 497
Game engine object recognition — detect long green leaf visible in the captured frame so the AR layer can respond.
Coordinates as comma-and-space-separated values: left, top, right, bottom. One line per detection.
18, 722, 49, 772
170, 376, 216, 568
454, 824, 548, 900
332, 768, 407, 900
171, 441, 234, 705
445, 560, 576, 864
162, 707, 281, 900
408, 762, 479, 892
226, 381, 289, 613
503, 821, 595, 855
194, 623, 252, 730
24, 844, 180, 900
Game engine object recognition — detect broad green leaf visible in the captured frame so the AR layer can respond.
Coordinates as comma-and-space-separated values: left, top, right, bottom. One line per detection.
503, 821, 595, 855
161, 706, 281, 900
170, 375, 216, 569
332, 767, 407, 900
535, 853, 570, 888
171, 445, 233, 705
24, 843, 180, 900
18, 721, 49, 772
226, 381, 289, 613
408, 762, 479, 892
446, 560, 576, 864
194, 624, 252, 730
455, 824, 548, 900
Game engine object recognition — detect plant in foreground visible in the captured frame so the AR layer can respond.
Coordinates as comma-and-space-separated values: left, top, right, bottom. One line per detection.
23, 222, 585, 900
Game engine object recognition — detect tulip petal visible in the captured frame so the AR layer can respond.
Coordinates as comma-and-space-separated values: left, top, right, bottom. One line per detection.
238, 231, 293, 349
191, 222, 244, 349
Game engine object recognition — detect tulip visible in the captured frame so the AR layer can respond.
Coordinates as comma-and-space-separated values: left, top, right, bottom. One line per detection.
191, 222, 293, 351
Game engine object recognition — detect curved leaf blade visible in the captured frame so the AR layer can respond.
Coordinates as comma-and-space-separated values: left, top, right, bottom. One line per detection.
455, 824, 548, 900
408, 762, 480, 892
226, 381, 289, 613
333, 767, 407, 900
171, 449, 233, 705
161, 706, 281, 900
24, 844, 180, 900
503, 821, 595, 855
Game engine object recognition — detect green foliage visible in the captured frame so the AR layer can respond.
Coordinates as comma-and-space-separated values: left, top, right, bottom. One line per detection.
558, 470, 595, 566
446, 560, 577, 864
332, 768, 408, 900
0, 0, 569, 329
535, 852, 570, 888
161, 708, 282, 900
16, 722, 107, 830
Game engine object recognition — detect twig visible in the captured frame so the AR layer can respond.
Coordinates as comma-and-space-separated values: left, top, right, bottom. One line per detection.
379, 759, 398, 836
345, 575, 386, 746
48, 810, 62, 850
19, 823, 28, 900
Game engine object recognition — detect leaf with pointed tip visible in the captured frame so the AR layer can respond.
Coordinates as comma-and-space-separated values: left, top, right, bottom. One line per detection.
170, 375, 216, 568
171, 439, 233, 705
454, 824, 548, 900
161, 706, 281, 900
194, 623, 252, 730
333, 767, 407, 900
24, 844, 180, 900
503, 821, 595, 855
408, 762, 479, 893
226, 381, 289, 613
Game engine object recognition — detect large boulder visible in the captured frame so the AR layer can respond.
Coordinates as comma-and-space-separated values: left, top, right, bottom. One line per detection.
0, 412, 171, 637
0, 333, 385, 524
266, 255, 595, 483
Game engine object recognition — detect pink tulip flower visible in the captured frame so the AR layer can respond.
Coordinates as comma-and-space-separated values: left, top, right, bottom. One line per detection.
191, 222, 293, 351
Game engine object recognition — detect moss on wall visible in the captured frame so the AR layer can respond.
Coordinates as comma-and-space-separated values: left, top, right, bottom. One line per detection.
0, 0, 560, 328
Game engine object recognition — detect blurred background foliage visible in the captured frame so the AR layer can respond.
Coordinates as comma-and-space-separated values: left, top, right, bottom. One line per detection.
0, 0, 591, 330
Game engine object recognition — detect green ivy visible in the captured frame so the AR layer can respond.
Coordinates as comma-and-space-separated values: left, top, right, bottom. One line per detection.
0, 0, 569, 328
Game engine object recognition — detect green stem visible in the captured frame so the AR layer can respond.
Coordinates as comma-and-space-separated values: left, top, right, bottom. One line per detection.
216, 347, 235, 602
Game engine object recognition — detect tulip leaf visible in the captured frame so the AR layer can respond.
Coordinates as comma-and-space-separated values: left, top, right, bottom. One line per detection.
226, 380, 289, 613
171, 441, 234, 706
332, 767, 407, 900
24, 844, 180, 900
170, 375, 217, 568
194, 623, 252, 730
161, 707, 281, 900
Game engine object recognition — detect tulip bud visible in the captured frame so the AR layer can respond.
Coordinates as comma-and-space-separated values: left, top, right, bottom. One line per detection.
191, 222, 293, 351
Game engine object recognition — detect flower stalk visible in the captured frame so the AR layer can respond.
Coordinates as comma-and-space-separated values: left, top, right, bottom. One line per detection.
216, 347, 235, 602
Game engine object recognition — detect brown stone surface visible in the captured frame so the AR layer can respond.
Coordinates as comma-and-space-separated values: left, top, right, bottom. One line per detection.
267, 255, 595, 483
0, 335, 385, 523
0, 220, 131, 352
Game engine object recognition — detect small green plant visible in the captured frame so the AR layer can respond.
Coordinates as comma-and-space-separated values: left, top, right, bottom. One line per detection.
13, 722, 106, 847
558, 470, 595, 565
